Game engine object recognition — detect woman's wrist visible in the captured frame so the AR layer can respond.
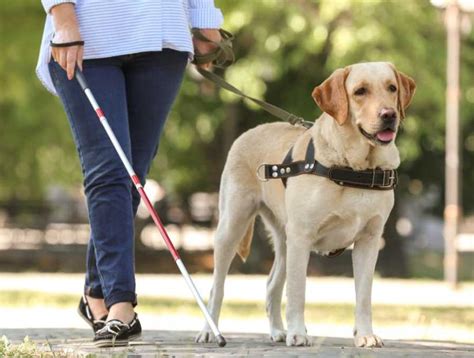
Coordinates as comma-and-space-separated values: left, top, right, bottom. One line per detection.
192, 28, 221, 69
51, 3, 79, 32
49, 2, 83, 79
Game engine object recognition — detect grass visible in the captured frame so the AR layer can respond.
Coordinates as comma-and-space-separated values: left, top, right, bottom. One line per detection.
0, 336, 38, 357
0, 334, 130, 358
1, 290, 473, 331
0, 335, 62, 358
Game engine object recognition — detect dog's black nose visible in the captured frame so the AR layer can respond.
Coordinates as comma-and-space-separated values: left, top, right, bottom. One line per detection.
380, 108, 396, 121
380, 108, 397, 125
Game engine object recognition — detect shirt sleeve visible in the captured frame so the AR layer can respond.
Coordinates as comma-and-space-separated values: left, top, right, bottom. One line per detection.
41, 0, 76, 14
188, 0, 224, 29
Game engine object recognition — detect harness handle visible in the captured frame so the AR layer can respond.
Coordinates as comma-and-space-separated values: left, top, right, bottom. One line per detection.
191, 29, 313, 129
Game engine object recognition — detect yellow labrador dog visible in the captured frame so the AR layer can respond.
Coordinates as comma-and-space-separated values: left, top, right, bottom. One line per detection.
196, 62, 416, 348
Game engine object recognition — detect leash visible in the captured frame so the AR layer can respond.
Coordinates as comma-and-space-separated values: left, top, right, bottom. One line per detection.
192, 29, 313, 129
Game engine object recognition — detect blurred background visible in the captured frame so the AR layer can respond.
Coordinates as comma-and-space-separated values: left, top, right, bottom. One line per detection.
1, 0, 473, 280
0, 0, 473, 348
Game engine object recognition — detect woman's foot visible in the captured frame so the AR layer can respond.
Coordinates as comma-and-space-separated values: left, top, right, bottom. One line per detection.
77, 295, 108, 332
107, 302, 135, 323
86, 295, 109, 319
93, 313, 142, 347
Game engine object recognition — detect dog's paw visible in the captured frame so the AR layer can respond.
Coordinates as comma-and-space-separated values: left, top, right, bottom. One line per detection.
286, 332, 312, 346
195, 329, 215, 343
270, 328, 287, 342
354, 334, 383, 348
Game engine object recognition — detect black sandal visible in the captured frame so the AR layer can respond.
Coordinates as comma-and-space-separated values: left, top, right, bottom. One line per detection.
77, 295, 107, 333
93, 314, 142, 347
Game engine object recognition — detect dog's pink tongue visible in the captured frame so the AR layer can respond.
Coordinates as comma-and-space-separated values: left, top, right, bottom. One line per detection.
376, 130, 395, 142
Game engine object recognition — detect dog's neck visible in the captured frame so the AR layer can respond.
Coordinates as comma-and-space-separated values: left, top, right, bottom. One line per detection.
311, 114, 400, 171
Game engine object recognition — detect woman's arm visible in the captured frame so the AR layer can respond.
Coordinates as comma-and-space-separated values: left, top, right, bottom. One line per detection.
188, 0, 224, 69
45, 1, 83, 80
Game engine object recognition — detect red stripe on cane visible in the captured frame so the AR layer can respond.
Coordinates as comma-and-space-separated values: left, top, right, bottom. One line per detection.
137, 186, 180, 261
95, 108, 105, 118
131, 175, 141, 185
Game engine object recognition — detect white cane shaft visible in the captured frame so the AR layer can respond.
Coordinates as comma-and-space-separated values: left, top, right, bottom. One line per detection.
83, 89, 135, 177
84, 88, 100, 111
176, 259, 221, 336
101, 119, 135, 176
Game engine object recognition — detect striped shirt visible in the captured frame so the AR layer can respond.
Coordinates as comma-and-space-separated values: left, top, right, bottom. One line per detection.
36, 0, 224, 95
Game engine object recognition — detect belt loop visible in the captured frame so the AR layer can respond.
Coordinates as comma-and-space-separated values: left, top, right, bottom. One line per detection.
380, 169, 396, 189
371, 168, 376, 188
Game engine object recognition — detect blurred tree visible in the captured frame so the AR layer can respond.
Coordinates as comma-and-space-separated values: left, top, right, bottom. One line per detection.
0, 1, 82, 201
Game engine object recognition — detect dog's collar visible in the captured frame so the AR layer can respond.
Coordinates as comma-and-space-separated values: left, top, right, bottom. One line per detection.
257, 138, 398, 191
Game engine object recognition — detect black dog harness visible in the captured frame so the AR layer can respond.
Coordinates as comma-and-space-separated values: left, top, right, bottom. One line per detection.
259, 138, 398, 190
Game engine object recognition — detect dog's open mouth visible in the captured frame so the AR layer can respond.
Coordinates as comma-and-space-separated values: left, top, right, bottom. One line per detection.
359, 126, 396, 145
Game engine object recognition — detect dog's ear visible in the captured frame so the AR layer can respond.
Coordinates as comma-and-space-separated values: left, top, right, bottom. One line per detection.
312, 68, 350, 125
390, 65, 416, 119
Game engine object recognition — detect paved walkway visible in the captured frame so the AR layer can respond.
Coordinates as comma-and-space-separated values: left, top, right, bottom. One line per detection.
3, 329, 474, 357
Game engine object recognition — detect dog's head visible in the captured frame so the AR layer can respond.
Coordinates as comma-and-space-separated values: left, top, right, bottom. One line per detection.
312, 62, 416, 146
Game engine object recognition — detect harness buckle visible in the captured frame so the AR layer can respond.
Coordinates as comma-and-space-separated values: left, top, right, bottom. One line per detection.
380, 169, 396, 188
256, 164, 269, 182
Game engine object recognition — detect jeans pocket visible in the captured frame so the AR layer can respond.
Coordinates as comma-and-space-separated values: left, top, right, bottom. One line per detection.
48, 60, 64, 91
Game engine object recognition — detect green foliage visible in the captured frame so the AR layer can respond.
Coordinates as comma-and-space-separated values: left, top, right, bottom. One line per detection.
409, 250, 474, 280
0, 335, 86, 357
1, 0, 474, 215
0, 336, 39, 357
0, 1, 81, 201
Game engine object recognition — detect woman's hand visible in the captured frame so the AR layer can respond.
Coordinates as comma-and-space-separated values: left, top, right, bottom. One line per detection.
50, 3, 83, 80
192, 28, 222, 69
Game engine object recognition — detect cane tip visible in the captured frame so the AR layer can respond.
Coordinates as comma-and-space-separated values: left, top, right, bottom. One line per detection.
216, 334, 226, 347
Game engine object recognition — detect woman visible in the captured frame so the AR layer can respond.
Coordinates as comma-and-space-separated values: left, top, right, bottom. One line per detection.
36, 0, 223, 347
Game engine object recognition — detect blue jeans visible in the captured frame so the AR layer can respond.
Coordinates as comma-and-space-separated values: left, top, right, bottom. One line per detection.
49, 50, 188, 308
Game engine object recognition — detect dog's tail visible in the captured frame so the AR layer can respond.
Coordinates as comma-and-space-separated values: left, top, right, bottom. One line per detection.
236, 215, 256, 262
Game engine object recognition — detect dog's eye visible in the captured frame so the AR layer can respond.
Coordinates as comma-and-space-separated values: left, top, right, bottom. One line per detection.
388, 84, 397, 92
354, 87, 367, 96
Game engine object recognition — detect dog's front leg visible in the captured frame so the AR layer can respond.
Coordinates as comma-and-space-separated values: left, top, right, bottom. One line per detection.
352, 234, 383, 348
285, 235, 312, 347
